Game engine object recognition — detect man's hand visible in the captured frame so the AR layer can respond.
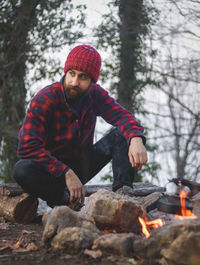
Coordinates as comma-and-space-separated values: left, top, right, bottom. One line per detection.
65, 169, 85, 204
128, 137, 148, 170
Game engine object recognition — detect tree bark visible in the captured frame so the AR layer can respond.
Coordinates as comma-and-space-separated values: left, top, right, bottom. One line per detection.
118, 0, 143, 112
0, 192, 38, 223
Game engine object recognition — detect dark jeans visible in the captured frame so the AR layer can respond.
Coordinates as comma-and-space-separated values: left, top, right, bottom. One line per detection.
13, 128, 136, 205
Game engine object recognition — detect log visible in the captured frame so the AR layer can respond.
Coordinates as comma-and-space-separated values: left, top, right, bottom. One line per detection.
0, 182, 165, 223
0, 183, 23, 196
0, 182, 166, 198
0, 188, 38, 223
84, 183, 166, 197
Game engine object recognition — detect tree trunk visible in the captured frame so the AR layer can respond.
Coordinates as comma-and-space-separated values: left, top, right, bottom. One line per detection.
0, 0, 39, 181
118, 0, 143, 112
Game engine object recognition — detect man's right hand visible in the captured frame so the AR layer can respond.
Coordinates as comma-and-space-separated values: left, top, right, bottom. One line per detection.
65, 169, 85, 204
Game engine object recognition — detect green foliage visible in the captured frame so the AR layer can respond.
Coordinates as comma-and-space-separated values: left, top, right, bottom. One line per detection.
95, 0, 159, 113
128, 258, 137, 264
0, 0, 86, 181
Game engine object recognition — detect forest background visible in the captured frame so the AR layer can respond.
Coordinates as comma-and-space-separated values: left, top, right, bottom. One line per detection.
0, 0, 199, 191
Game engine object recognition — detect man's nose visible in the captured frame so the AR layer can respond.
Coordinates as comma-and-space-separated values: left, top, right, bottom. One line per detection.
71, 76, 79, 86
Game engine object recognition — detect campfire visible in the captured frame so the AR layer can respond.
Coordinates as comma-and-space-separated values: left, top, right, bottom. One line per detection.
1, 180, 200, 264
139, 217, 165, 238
138, 186, 197, 238
40, 179, 200, 265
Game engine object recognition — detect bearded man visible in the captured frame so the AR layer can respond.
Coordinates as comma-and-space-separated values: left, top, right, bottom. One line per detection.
13, 45, 148, 209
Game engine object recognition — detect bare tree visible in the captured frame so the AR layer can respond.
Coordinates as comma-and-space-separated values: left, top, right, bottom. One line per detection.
145, 0, 200, 183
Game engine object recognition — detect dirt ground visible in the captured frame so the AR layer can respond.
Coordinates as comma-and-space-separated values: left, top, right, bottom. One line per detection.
0, 217, 136, 265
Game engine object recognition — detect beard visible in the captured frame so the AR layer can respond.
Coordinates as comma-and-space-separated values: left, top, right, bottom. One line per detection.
64, 84, 90, 101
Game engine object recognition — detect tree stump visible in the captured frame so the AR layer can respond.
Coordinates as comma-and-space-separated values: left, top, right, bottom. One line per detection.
0, 183, 38, 223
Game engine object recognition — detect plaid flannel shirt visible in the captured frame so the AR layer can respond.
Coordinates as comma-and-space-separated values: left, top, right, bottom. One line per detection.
18, 80, 146, 178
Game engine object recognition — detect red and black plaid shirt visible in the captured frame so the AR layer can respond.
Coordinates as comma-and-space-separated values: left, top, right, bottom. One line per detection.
18, 80, 145, 177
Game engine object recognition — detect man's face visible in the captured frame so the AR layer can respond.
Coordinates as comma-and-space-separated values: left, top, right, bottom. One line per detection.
63, 69, 92, 101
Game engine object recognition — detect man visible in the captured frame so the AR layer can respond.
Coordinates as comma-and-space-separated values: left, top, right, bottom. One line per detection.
13, 45, 147, 209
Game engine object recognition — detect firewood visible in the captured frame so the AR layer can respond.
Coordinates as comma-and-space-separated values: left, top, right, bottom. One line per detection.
0, 192, 38, 223
84, 183, 166, 197
0, 181, 165, 224
0, 182, 166, 200
0, 182, 165, 198
0, 183, 23, 196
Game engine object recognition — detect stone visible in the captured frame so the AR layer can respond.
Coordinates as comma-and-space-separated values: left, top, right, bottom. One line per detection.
161, 231, 200, 265
85, 189, 147, 233
51, 227, 99, 254
133, 219, 200, 265
92, 233, 137, 257
42, 205, 100, 243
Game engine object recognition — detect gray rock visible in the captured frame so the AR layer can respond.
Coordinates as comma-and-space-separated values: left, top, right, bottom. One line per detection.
42, 205, 100, 243
160, 231, 200, 265
51, 227, 99, 254
85, 189, 147, 233
92, 233, 137, 257
133, 219, 200, 265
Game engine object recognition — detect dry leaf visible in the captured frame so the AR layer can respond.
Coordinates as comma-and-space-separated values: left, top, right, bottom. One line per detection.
26, 242, 38, 251
13, 242, 38, 253
22, 230, 34, 235
11, 240, 21, 250
13, 247, 29, 253
84, 249, 102, 259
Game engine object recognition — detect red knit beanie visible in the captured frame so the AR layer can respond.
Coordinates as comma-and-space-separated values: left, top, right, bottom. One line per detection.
64, 45, 101, 83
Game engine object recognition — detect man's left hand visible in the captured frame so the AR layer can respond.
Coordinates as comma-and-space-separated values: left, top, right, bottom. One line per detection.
128, 137, 148, 170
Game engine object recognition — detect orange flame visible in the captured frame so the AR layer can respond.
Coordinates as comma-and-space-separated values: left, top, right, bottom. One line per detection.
175, 189, 197, 219
138, 217, 165, 238
138, 217, 150, 238
139, 188, 198, 238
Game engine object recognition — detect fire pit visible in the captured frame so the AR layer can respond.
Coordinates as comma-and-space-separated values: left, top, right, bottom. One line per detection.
41, 179, 200, 265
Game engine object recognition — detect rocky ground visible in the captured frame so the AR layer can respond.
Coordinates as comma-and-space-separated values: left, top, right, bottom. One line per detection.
0, 217, 137, 265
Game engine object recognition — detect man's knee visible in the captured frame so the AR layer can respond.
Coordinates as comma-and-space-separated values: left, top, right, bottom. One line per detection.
13, 159, 33, 185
